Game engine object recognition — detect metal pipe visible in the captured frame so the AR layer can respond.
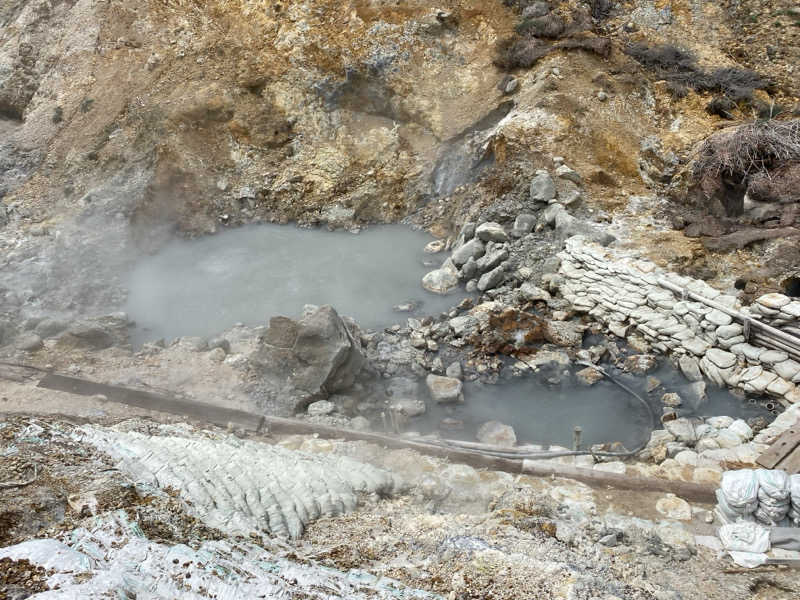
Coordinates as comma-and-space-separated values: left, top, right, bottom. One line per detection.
658, 278, 800, 351
751, 333, 800, 361
573, 426, 583, 451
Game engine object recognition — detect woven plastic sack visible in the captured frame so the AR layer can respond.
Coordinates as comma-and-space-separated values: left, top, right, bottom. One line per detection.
719, 522, 771, 553
754, 504, 789, 526
755, 469, 790, 502
757, 488, 790, 508
716, 489, 740, 521
721, 469, 759, 513
791, 474, 800, 504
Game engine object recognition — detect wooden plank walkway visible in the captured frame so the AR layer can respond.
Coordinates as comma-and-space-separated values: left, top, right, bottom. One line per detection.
756, 426, 800, 474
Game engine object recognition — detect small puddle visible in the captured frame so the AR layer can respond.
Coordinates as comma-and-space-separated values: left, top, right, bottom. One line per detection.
416, 364, 772, 450
125, 224, 467, 344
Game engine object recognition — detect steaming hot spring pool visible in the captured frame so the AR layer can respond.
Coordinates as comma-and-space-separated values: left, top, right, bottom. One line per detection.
125, 224, 467, 344
124, 224, 770, 449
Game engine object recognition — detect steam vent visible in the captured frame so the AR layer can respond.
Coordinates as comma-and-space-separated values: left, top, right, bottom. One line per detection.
3, 1, 800, 597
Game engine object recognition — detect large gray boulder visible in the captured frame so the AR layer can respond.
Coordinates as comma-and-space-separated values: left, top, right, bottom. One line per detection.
56, 314, 130, 350
250, 305, 365, 413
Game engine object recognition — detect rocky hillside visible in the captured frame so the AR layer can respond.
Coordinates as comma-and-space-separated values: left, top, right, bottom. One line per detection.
2, 1, 797, 252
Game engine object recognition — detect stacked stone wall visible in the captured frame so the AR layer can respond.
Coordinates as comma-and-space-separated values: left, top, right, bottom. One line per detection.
557, 237, 800, 408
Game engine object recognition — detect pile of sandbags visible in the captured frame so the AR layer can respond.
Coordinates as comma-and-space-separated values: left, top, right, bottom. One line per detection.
716, 469, 798, 527
790, 475, 800, 526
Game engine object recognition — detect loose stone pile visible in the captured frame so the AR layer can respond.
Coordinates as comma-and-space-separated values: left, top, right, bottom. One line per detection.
421, 162, 610, 296
556, 236, 800, 407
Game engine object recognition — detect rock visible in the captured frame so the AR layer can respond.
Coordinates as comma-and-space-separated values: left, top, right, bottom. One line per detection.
459, 222, 476, 242
208, 337, 231, 354
57, 315, 130, 350
475, 222, 508, 243
544, 320, 584, 346
624, 354, 657, 375
716, 324, 743, 339
424, 239, 446, 253
422, 258, 460, 294
678, 355, 703, 382
576, 366, 603, 385
475, 246, 508, 274
609, 323, 629, 338
728, 419, 753, 441
307, 400, 336, 416
512, 213, 536, 236
646, 376, 661, 393
426, 374, 463, 403
451, 238, 485, 267
449, 315, 478, 337
705, 309, 732, 326
705, 348, 736, 369
519, 283, 551, 302
555, 164, 582, 185
208, 347, 226, 362
767, 377, 793, 396
522, 1, 551, 18
476, 421, 517, 447
560, 188, 582, 206
460, 257, 478, 280
250, 306, 365, 412
674, 450, 698, 466
664, 418, 698, 444
655, 495, 692, 521
760, 349, 789, 365
716, 429, 743, 449
661, 392, 682, 407
682, 337, 710, 356
390, 397, 426, 417
554, 211, 616, 245
446, 361, 463, 379
706, 416, 734, 429
774, 359, 800, 381
542, 203, 565, 226
756, 293, 790, 309
529, 170, 556, 203
477, 265, 505, 292
598, 532, 620, 547
15, 333, 43, 352
409, 331, 427, 348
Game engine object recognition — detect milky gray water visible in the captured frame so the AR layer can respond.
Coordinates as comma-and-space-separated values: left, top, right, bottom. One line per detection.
420, 364, 771, 449
125, 224, 466, 344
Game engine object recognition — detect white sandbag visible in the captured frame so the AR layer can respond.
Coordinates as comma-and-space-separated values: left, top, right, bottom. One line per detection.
754, 504, 789, 526
757, 489, 790, 508
755, 469, 790, 501
720, 469, 759, 512
790, 474, 800, 503
719, 522, 771, 553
